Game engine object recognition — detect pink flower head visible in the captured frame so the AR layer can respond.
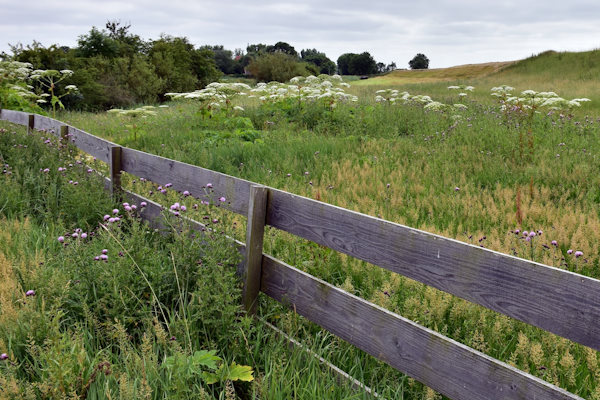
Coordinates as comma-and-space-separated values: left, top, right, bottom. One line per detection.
514, 229, 520, 234
219, 196, 226, 202
124, 206, 132, 212
94, 256, 100, 261
529, 232, 536, 237
122, 202, 130, 207
131, 205, 137, 210
183, 190, 190, 197
575, 251, 583, 258
81, 233, 88, 239
174, 211, 180, 217
104, 214, 110, 221
523, 231, 528, 236
0, 353, 8, 361
114, 217, 120, 222
58, 167, 64, 172
25, 290, 35, 297
140, 202, 147, 208
165, 183, 172, 188
71, 233, 79, 238
43, 168, 50, 173
551, 240, 557, 246
102, 249, 108, 255
454, 187, 460, 191
108, 217, 116, 223
112, 209, 119, 215
58, 236, 65, 243
567, 249, 573, 255
100, 254, 108, 261
206, 183, 213, 188
180, 205, 186, 212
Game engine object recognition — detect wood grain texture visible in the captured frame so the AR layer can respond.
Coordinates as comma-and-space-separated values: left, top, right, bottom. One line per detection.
69, 127, 115, 164
266, 189, 600, 351
110, 146, 122, 197
242, 185, 268, 314
0, 109, 29, 126
260, 255, 582, 400
120, 147, 252, 215
33, 114, 65, 135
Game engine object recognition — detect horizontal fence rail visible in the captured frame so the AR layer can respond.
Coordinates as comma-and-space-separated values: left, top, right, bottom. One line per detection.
1, 109, 596, 400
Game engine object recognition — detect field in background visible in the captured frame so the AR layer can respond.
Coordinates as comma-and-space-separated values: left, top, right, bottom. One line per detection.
3, 48, 600, 399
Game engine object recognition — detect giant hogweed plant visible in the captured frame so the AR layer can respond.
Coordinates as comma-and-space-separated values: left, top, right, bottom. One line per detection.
491, 85, 591, 224
30, 68, 78, 118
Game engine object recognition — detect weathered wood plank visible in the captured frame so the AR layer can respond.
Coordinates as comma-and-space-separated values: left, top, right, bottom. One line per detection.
110, 146, 122, 198
120, 147, 252, 215
33, 115, 65, 135
68, 127, 114, 164
260, 255, 582, 400
242, 185, 268, 314
266, 190, 600, 351
0, 109, 29, 126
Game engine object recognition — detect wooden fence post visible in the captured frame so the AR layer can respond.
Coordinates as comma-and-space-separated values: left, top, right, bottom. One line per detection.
27, 115, 34, 133
110, 146, 122, 200
242, 185, 268, 314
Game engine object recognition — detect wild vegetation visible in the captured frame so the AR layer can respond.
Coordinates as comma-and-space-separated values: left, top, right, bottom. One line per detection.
2, 49, 600, 399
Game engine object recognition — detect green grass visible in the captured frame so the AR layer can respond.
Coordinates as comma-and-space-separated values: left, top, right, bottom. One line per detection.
4, 48, 600, 399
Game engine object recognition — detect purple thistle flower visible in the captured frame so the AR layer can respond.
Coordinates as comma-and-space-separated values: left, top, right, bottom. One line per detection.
103, 214, 110, 221
100, 254, 108, 261
174, 211, 180, 217
170, 336, 176, 341
71, 233, 79, 238
165, 183, 172, 188
525, 236, 531, 242
219, 196, 226, 202
81, 233, 88, 239
43, 168, 50, 173
180, 205, 186, 212
25, 290, 35, 297
87, 169, 93, 173
131, 205, 137, 210
286, 173, 291, 177
183, 190, 190, 197
124, 206, 132, 212
567, 249, 573, 255
157, 186, 163, 191
140, 202, 147, 208
193, 203, 198, 209
212, 218, 219, 224
160, 189, 167, 194
58, 236, 65, 243
523, 231, 528, 236
206, 183, 213, 188
108, 217, 116, 223
0, 353, 8, 361
454, 186, 460, 191
514, 229, 520, 234
73, 181, 78, 185
102, 249, 108, 255
112, 209, 119, 215
114, 217, 120, 222
123, 202, 130, 207
94, 256, 100, 261
551, 240, 557, 246
58, 167, 64, 172
529, 232, 536, 237
575, 251, 583, 258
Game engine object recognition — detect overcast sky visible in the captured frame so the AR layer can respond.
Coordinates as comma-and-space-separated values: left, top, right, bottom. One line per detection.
1, 0, 599, 68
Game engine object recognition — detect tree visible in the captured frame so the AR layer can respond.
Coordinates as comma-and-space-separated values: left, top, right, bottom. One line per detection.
268, 41, 297, 57
247, 52, 308, 82
337, 52, 378, 75
300, 48, 336, 74
409, 53, 429, 70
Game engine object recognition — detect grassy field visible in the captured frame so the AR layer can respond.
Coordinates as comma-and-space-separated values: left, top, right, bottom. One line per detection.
3, 49, 600, 399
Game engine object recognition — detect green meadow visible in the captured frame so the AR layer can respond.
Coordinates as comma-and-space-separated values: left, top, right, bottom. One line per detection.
2, 49, 600, 399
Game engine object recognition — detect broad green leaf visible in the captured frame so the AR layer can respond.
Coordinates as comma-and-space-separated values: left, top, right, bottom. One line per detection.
226, 362, 254, 382
191, 350, 221, 370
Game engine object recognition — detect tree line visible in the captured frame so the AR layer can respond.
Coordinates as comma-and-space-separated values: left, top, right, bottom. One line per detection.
1, 21, 427, 110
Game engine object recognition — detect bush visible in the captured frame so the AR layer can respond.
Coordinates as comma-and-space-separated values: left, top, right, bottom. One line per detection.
409, 53, 430, 69
247, 53, 310, 82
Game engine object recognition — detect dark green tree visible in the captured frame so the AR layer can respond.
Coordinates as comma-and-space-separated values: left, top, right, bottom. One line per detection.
301, 48, 336, 74
409, 53, 429, 69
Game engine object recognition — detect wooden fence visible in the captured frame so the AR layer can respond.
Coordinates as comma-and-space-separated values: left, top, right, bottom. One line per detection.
2, 109, 599, 400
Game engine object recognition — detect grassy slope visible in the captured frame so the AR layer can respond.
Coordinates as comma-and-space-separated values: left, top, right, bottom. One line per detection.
34, 49, 600, 399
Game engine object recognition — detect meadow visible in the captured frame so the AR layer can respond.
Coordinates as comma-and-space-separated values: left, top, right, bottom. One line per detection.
2, 49, 600, 399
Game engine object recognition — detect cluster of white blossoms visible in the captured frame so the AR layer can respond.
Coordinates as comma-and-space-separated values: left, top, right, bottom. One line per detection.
447, 84, 474, 98
0, 61, 37, 99
248, 74, 357, 106
166, 82, 252, 110
107, 106, 158, 117
375, 89, 468, 114
491, 85, 590, 111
